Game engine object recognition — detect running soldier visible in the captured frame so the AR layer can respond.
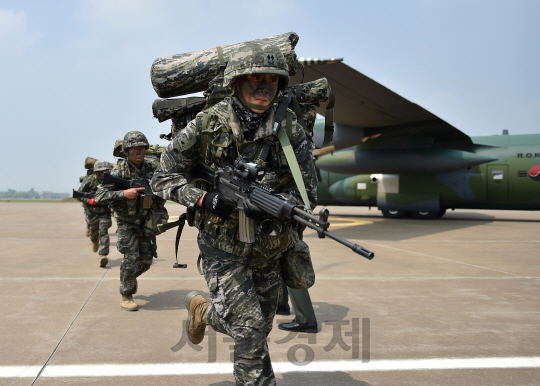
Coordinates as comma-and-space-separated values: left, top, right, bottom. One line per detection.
96, 131, 166, 311
77, 160, 113, 267
151, 42, 317, 385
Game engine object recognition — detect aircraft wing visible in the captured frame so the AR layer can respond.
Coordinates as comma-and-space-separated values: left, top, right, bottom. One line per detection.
290, 60, 473, 150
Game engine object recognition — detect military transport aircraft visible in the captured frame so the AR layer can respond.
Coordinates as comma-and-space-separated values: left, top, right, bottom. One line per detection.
290, 60, 540, 219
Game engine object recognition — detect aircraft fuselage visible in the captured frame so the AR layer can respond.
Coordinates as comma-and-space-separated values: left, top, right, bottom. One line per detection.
316, 134, 540, 217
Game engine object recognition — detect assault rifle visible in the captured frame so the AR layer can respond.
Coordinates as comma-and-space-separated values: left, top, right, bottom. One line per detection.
186, 158, 374, 259
72, 189, 95, 199
102, 172, 154, 209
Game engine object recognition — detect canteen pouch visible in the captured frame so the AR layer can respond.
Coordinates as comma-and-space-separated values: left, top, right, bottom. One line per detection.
280, 240, 315, 290
143, 206, 169, 237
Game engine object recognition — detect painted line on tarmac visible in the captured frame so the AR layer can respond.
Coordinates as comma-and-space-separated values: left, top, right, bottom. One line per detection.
2, 357, 540, 378
28, 251, 121, 386
0, 277, 204, 281
355, 241, 528, 278
383, 239, 540, 243
2, 276, 539, 282
0, 237, 102, 240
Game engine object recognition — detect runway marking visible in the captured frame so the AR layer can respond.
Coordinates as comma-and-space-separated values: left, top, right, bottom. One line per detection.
354, 240, 530, 278
2, 357, 540, 378
0, 238, 108, 240
322, 217, 373, 229
1, 276, 539, 282
28, 251, 121, 386
376, 239, 540, 243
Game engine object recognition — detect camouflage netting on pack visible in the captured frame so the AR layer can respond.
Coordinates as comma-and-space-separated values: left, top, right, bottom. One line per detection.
152, 77, 332, 140
150, 32, 299, 98
152, 97, 206, 123
85, 157, 98, 169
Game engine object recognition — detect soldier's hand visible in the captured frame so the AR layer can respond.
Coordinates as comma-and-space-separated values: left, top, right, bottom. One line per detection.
201, 192, 235, 219
123, 187, 145, 200
87, 198, 97, 206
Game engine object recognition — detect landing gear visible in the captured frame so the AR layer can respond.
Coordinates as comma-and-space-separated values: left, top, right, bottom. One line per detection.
410, 209, 447, 219
381, 210, 408, 219
382, 209, 447, 219
435, 208, 447, 218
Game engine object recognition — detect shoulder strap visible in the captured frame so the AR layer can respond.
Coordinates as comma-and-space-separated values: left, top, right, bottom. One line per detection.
198, 110, 212, 163
277, 111, 312, 212
291, 85, 307, 135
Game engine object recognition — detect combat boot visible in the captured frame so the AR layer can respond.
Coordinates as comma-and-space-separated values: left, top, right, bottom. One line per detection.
99, 255, 108, 267
185, 291, 209, 344
92, 241, 99, 253
121, 295, 138, 311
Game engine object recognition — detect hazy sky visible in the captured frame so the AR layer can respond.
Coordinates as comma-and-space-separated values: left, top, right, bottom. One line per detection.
1, 0, 539, 192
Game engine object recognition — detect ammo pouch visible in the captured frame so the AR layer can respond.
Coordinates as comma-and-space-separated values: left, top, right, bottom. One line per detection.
143, 204, 169, 237
280, 240, 315, 290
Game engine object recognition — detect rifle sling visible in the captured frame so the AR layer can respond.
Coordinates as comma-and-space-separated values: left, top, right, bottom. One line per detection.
276, 118, 312, 212
174, 213, 187, 266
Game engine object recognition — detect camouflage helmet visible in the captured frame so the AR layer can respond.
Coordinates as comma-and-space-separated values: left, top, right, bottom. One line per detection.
122, 131, 149, 151
223, 42, 289, 90
93, 160, 111, 172
113, 139, 126, 158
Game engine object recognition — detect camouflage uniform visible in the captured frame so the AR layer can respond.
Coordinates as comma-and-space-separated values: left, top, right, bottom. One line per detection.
77, 173, 112, 256
151, 89, 317, 384
95, 155, 164, 296
79, 174, 91, 234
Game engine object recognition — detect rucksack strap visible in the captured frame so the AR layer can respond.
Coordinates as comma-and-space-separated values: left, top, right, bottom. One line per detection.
291, 85, 307, 136
198, 110, 211, 162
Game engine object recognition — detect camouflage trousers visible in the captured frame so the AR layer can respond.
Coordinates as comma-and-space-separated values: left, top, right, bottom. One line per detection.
88, 211, 112, 256
198, 231, 281, 386
117, 222, 155, 296
83, 205, 89, 227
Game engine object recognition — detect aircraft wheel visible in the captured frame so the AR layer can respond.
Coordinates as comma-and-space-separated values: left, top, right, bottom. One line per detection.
436, 209, 447, 218
411, 210, 439, 219
381, 210, 408, 218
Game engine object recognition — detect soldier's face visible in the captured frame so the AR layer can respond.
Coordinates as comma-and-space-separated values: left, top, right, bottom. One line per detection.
95, 171, 105, 180
128, 146, 146, 165
237, 74, 279, 113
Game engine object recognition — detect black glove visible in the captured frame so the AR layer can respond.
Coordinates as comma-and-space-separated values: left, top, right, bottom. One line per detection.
201, 192, 235, 219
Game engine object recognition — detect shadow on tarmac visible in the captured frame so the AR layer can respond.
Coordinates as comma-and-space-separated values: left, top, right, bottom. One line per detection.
209, 372, 372, 385
136, 289, 211, 311
312, 302, 349, 322
304, 214, 493, 241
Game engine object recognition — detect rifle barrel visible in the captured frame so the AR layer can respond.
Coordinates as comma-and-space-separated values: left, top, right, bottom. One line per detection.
292, 214, 374, 260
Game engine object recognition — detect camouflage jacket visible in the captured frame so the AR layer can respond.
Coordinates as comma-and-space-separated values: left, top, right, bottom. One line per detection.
77, 173, 110, 214
151, 97, 318, 258
95, 158, 165, 225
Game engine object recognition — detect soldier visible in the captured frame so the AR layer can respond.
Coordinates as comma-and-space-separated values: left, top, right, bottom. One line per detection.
76, 160, 113, 267
277, 283, 318, 332
95, 131, 166, 311
79, 173, 91, 238
151, 42, 317, 385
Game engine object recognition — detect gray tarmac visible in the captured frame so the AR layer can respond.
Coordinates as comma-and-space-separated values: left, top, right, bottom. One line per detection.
0, 201, 539, 386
